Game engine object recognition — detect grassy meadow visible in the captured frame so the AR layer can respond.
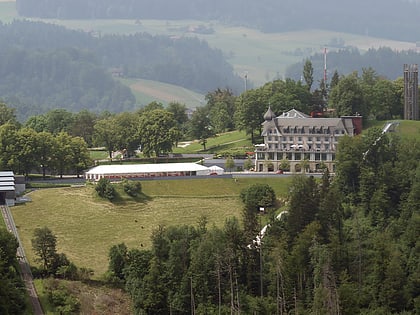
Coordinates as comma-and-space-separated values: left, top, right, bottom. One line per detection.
122, 78, 205, 107
11, 177, 292, 277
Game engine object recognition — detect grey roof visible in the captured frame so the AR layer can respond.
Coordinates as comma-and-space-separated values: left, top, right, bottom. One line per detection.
263, 106, 277, 121
278, 109, 310, 118
261, 109, 354, 136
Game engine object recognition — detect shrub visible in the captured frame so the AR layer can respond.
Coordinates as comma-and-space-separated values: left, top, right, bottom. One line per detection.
95, 178, 116, 201
122, 179, 142, 197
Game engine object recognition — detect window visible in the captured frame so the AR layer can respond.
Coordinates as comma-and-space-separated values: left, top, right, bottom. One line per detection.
308, 137, 313, 142
295, 153, 302, 160
268, 152, 274, 160
325, 137, 329, 142
298, 136, 302, 142
289, 136, 293, 141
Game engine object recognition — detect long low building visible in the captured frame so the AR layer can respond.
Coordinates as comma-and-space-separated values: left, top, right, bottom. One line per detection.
85, 163, 220, 181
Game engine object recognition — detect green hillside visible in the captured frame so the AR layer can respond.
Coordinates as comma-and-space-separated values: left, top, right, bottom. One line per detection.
11, 177, 292, 277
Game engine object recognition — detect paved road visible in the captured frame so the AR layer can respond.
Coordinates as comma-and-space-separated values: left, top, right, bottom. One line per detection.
1, 205, 44, 315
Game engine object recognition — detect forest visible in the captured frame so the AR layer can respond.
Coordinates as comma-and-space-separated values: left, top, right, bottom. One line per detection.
0, 60, 419, 312
104, 128, 420, 314
0, 20, 243, 120
16, 0, 420, 41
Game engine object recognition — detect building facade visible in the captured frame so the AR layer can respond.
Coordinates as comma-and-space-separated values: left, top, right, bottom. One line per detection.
255, 108, 362, 173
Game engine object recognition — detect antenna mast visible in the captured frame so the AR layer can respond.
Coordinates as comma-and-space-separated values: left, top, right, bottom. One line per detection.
323, 47, 327, 83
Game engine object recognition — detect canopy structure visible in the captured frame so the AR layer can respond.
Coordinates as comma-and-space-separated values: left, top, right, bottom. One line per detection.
85, 163, 211, 181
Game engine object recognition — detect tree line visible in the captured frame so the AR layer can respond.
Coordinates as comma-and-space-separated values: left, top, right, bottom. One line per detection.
286, 47, 420, 85
16, 0, 420, 41
104, 128, 419, 314
0, 60, 413, 169
0, 103, 92, 178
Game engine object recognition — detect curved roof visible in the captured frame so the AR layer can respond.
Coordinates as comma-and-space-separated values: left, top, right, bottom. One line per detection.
263, 106, 277, 121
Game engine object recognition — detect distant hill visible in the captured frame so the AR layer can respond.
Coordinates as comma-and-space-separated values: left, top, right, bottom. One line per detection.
0, 20, 242, 120
15, 0, 420, 42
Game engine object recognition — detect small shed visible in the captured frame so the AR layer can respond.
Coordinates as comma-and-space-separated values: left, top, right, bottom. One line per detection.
0, 171, 16, 206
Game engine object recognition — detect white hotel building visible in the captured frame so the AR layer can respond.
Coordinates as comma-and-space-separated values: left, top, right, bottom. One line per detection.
255, 108, 362, 173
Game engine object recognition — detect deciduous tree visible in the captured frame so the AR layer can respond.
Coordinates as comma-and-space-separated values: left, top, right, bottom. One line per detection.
32, 227, 58, 273
138, 109, 180, 157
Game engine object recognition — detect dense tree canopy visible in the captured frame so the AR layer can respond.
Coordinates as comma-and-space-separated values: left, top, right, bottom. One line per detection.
0, 20, 243, 120
0, 229, 26, 314
103, 128, 420, 314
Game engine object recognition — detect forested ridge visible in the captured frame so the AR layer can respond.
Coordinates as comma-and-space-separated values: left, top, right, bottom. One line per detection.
0, 20, 243, 121
16, 0, 420, 41
106, 129, 420, 314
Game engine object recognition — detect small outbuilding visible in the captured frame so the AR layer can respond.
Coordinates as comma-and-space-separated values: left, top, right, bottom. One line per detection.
85, 163, 212, 181
0, 171, 16, 206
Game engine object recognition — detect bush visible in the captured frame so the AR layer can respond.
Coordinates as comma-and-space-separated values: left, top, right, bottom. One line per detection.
122, 179, 142, 197
44, 278, 81, 315
95, 178, 116, 201
240, 183, 276, 210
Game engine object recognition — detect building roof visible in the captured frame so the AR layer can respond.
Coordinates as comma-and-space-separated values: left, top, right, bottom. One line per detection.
0, 171, 14, 177
261, 108, 356, 136
278, 109, 310, 118
86, 163, 210, 176
0, 177, 14, 182
263, 106, 277, 121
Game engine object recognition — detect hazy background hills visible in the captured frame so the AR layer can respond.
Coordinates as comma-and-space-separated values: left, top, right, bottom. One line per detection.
16, 0, 420, 42
1, 0, 420, 120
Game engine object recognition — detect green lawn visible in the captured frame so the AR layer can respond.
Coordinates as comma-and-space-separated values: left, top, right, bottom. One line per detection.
174, 130, 253, 154
364, 119, 420, 139
11, 177, 292, 277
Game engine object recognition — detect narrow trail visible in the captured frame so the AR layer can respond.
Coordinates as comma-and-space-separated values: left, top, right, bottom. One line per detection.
1, 205, 44, 315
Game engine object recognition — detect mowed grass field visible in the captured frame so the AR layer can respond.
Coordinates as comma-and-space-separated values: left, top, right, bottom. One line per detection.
121, 78, 205, 107
11, 177, 292, 277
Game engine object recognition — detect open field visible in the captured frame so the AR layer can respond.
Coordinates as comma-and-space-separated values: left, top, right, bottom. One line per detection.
121, 78, 205, 107
364, 119, 420, 139
11, 177, 292, 277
